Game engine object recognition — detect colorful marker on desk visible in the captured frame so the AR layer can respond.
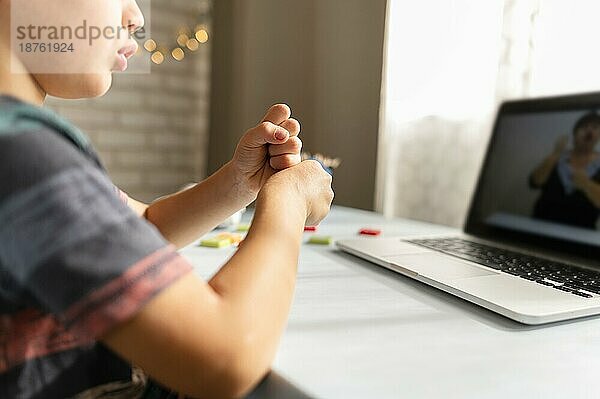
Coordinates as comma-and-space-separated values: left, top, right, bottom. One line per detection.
359, 228, 382, 236
236, 224, 251, 232
217, 233, 243, 245
308, 235, 333, 245
200, 237, 233, 248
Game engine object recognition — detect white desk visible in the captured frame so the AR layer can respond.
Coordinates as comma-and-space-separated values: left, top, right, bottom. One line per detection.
180, 206, 600, 399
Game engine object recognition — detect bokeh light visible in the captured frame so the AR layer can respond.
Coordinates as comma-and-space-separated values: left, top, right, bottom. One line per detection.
172, 48, 185, 61
151, 51, 165, 64
195, 29, 209, 43
186, 38, 200, 51
144, 39, 157, 52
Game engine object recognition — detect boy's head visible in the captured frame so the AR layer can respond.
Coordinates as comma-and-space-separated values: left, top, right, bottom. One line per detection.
1, 0, 144, 99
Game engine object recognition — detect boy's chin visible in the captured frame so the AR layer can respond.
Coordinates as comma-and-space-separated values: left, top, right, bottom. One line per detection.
37, 72, 113, 99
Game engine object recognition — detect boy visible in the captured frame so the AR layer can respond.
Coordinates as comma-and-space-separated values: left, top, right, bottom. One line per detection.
0, 0, 334, 397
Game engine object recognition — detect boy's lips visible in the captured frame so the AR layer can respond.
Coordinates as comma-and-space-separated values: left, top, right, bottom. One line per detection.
113, 42, 139, 72
119, 42, 139, 59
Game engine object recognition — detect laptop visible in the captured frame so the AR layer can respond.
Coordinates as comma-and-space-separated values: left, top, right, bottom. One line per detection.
337, 92, 600, 325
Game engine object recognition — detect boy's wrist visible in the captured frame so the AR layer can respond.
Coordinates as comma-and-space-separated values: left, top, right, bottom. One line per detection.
221, 161, 260, 206
256, 178, 308, 224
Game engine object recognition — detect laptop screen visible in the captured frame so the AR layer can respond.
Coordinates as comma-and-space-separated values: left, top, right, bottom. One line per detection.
467, 94, 600, 256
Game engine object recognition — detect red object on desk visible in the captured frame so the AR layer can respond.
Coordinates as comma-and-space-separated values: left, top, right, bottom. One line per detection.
304, 226, 318, 232
359, 228, 381, 236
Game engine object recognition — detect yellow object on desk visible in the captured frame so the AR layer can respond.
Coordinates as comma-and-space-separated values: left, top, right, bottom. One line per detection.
216, 233, 243, 245
200, 237, 233, 248
307, 236, 333, 245
236, 224, 251, 232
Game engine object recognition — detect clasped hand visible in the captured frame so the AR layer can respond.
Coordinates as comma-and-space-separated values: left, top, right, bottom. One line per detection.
230, 104, 303, 198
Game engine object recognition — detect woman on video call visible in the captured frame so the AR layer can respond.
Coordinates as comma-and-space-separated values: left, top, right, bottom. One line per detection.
530, 111, 600, 229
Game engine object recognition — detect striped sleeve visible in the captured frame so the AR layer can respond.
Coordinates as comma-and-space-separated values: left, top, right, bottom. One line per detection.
0, 129, 192, 370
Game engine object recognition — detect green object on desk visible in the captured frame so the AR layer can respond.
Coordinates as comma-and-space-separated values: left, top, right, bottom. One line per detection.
200, 238, 232, 248
308, 235, 333, 245
236, 224, 251, 232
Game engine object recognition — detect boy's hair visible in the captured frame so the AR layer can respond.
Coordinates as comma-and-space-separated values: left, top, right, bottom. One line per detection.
573, 111, 600, 135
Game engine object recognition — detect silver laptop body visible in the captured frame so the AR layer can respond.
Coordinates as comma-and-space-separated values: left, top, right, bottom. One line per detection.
337, 93, 600, 325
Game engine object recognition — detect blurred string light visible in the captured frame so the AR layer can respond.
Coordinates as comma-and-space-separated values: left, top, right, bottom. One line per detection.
150, 50, 165, 65
171, 47, 185, 61
142, 2, 211, 65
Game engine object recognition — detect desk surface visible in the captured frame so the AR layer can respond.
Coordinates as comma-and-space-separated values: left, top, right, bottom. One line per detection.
180, 206, 600, 399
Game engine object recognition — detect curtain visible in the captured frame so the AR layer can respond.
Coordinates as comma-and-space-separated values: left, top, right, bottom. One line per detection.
376, 0, 600, 227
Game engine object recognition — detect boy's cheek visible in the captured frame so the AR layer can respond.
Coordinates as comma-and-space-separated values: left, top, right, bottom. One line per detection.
35, 72, 113, 99
11, 0, 123, 74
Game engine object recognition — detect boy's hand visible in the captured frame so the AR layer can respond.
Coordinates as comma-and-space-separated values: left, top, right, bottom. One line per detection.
259, 160, 334, 226
231, 104, 302, 198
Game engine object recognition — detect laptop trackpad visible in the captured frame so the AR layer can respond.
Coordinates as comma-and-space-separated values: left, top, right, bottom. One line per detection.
383, 253, 498, 281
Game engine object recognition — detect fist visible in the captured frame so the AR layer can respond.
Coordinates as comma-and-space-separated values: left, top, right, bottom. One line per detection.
232, 104, 303, 195
263, 160, 334, 226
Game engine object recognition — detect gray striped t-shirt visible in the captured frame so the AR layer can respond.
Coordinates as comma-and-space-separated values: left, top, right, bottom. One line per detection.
0, 96, 192, 398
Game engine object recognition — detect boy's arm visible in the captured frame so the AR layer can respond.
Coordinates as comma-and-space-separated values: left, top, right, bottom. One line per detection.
102, 165, 333, 398
124, 162, 254, 248
124, 104, 302, 249
124, 196, 148, 217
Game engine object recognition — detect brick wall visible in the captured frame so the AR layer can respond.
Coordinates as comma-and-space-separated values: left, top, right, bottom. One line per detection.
47, 0, 212, 203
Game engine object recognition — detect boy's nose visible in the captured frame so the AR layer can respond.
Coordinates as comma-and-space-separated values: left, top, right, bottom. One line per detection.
123, 1, 145, 33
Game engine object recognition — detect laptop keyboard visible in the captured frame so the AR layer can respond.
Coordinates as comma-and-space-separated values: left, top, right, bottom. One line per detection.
406, 237, 600, 299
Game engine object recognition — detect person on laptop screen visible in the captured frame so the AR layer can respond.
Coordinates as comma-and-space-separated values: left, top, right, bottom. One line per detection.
529, 111, 600, 229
